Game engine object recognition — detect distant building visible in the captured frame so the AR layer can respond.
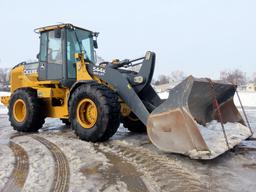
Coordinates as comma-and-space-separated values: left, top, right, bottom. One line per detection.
246, 83, 256, 92
237, 85, 247, 91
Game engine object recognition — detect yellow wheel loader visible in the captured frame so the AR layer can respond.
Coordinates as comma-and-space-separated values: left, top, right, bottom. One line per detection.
0, 24, 253, 159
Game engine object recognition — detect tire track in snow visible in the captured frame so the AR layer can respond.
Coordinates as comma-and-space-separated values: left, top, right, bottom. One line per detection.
96, 148, 150, 192
31, 135, 70, 192
99, 142, 209, 192
1, 141, 29, 192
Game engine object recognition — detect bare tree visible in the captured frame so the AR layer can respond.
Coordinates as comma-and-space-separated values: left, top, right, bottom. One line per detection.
169, 70, 185, 83
154, 74, 170, 85
252, 72, 256, 83
0, 68, 10, 83
220, 69, 246, 85
0, 68, 5, 83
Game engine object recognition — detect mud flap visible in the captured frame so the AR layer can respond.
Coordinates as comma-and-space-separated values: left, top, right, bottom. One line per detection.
147, 76, 252, 159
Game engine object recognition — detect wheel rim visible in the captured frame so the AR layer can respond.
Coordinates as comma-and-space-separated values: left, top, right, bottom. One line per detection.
76, 98, 98, 129
13, 99, 27, 122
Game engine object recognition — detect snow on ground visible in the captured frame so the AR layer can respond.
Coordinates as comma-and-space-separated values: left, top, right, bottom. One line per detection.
188, 121, 252, 159
0, 92, 11, 97
158, 91, 169, 99
102, 181, 128, 192
0, 144, 15, 189
41, 134, 112, 192
13, 136, 55, 192
0, 105, 8, 115
233, 91, 256, 107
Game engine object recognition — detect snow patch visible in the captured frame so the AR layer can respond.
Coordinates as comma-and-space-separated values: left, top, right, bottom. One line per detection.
0, 144, 15, 188
103, 181, 128, 192
188, 121, 252, 159
14, 136, 55, 192
0, 105, 8, 115
42, 134, 111, 191
234, 92, 256, 107
158, 91, 169, 99
0, 92, 11, 97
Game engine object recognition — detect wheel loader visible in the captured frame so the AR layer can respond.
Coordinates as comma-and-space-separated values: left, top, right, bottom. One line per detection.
0, 24, 253, 159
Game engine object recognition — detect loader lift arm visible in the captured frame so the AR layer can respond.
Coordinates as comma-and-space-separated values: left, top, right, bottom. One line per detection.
73, 51, 162, 125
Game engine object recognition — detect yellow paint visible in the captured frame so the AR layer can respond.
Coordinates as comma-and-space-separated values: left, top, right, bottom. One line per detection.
13, 99, 27, 122
34, 23, 92, 34
37, 87, 65, 98
42, 88, 69, 118
75, 53, 102, 83
76, 98, 98, 128
35, 24, 67, 33
120, 103, 131, 117
0, 96, 10, 106
10, 65, 59, 93
127, 84, 132, 89
75, 53, 93, 81
45, 106, 69, 118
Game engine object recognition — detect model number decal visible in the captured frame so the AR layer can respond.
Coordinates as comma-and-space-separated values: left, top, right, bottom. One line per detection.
93, 66, 105, 76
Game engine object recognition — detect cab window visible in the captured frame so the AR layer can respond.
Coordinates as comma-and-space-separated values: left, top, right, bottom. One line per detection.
66, 29, 94, 78
48, 30, 63, 64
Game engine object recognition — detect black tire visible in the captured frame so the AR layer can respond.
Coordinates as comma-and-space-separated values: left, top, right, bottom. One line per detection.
8, 88, 45, 132
61, 118, 71, 125
122, 112, 147, 133
69, 82, 120, 142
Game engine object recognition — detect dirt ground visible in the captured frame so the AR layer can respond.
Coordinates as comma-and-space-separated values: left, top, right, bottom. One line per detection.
0, 107, 256, 192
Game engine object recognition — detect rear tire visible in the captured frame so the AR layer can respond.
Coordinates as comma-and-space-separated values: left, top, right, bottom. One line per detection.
69, 82, 120, 142
8, 88, 45, 132
122, 112, 147, 133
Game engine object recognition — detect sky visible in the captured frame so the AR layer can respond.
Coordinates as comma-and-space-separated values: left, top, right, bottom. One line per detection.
0, 0, 255, 79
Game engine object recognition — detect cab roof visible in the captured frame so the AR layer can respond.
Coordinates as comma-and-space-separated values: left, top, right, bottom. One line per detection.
34, 23, 94, 34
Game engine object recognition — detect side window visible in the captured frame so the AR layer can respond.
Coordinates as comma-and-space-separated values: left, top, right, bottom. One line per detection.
82, 38, 93, 61
48, 30, 63, 64
67, 30, 79, 78
39, 32, 47, 62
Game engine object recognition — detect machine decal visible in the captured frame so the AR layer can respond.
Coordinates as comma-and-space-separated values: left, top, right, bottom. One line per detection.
93, 66, 106, 76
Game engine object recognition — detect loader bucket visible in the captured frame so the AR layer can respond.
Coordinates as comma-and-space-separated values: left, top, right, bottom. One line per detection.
147, 76, 252, 159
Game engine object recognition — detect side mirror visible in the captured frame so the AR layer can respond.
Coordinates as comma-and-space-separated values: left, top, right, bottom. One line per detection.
93, 40, 98, 49
54, 29, 61, 38
36, 53, 40, 60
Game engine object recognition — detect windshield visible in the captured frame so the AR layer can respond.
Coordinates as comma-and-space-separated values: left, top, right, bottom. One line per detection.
75, 29, 95, 62
67, 29, 95, 61
66, 28, 95, 78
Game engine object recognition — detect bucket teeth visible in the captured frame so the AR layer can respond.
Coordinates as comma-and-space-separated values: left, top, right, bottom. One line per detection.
147, 76, 252, 159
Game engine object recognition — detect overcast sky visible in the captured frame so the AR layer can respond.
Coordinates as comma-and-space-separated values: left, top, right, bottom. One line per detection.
0, 0, 255, 79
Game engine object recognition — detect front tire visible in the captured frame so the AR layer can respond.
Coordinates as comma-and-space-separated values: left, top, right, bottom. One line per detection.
122, 112, 147, 133
69, 82, 120, 142
8, 88, 45, 132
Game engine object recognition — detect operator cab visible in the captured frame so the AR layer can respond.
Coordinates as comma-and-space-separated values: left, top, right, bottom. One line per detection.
35, 24, 98, 87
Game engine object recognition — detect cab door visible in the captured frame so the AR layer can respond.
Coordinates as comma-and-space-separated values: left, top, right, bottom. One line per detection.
38, 29, 64, 81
